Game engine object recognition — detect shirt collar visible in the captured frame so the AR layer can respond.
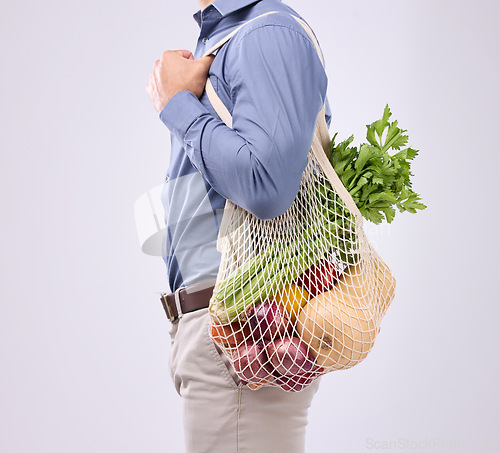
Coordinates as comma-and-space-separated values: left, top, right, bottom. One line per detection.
192, 0, 265, 27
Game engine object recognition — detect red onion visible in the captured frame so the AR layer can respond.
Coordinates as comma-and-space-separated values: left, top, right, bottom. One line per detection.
232, 341, 273, 383
276, 365, 324, 392
277, 373, 314, 392
247, 299, 291, 341
266, 337, 315, 376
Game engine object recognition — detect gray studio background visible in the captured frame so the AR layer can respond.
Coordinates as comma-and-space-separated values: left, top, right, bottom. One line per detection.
1, 0, 499, 452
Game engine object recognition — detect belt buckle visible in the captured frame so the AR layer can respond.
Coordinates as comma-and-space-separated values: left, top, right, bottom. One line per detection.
160, 292, 176, 323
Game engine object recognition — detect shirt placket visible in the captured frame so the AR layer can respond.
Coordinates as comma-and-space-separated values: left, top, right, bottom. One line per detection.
194, 6, 222, 58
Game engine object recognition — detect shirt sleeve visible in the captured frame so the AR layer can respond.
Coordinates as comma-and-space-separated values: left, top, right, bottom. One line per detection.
160, 22, 328, 220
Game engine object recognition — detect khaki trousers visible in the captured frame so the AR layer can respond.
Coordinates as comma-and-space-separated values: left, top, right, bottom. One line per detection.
168, 307, 320, 453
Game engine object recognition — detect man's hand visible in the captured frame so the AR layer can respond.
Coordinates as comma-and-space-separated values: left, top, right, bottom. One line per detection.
146, 50, 215, 113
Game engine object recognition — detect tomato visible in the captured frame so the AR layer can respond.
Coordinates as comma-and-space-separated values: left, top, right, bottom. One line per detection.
211, 321, 250, 348
273, 284, 310, 324
295, 259, 339, 297
245, 376, 274, 390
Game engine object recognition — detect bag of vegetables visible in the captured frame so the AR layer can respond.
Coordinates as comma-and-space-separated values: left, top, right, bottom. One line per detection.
203, 12, 426, 392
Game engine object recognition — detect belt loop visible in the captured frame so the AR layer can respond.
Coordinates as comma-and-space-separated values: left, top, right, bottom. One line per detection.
174, 286, 184, 320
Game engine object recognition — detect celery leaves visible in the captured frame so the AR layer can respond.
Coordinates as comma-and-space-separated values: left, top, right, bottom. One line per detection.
329, 105, 426, 224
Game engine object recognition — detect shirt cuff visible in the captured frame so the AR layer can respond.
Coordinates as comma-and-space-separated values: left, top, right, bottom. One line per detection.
159, 90, 210, 142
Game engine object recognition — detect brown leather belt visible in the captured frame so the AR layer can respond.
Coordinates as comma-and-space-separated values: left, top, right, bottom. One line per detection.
160, 279, 216, 322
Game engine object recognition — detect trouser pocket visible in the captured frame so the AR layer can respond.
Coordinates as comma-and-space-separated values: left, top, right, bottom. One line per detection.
168, 318, 179, 342
167, 319, 179, 383
203, 312, 242, 389
168, 308, 242, 396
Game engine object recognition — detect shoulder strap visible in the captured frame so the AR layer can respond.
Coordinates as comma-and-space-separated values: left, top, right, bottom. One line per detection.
202, 11, 324, 66
202, 11, 279, 58
201, 11, 279, 128
202, 11, 327, 128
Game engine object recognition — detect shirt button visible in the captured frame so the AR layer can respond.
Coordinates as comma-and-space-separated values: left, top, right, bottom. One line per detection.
202, 37, 208, 44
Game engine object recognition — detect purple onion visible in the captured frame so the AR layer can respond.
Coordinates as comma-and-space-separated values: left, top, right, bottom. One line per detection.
232, 341, 273, 383
276, 366, 324, 392
247, 299, 291, 341
266, 337, 315, 376
277, 373, 315, 392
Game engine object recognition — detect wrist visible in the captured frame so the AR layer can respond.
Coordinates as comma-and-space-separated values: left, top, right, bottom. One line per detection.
159, 89, 209, 142
162, 88, 188, 110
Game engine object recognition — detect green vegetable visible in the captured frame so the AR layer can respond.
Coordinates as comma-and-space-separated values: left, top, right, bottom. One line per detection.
210, 105, 426, 323
213, 221, 327, 322
330, 104, 426, 224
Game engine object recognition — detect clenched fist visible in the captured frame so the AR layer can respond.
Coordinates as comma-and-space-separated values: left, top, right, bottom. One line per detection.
146, 49, 215, 113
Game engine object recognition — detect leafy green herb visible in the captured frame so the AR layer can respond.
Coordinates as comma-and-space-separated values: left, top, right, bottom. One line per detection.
330, 104, 426, 224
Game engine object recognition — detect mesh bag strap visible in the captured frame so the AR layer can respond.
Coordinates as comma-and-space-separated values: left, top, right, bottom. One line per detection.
201, 11, 280, 126
203, 11, 280, 58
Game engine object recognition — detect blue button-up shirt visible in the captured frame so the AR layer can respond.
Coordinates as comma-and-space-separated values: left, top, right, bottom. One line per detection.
159, 0, 332, 293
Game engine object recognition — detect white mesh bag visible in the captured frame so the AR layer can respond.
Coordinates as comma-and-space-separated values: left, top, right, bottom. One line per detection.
202, 11, 396, 392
